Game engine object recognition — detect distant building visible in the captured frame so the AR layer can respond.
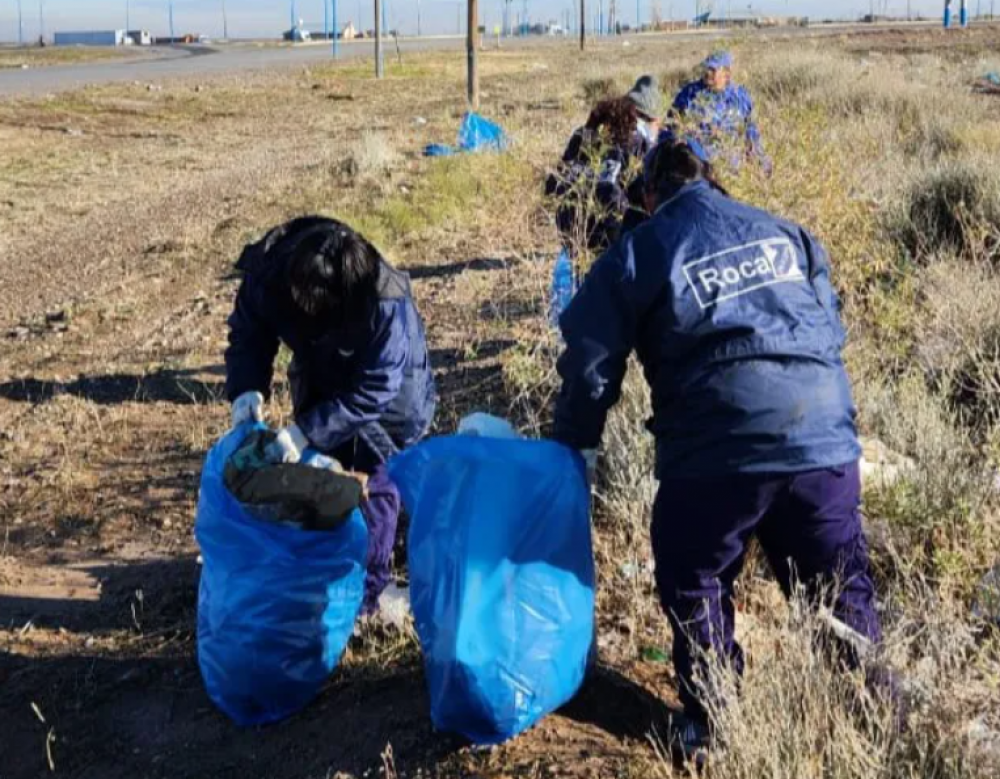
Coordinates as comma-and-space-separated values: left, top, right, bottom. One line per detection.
283, 26, 311, 42
54, 30, 127, 47
341, 22, 358, 40
153, 34, 200, 45
126, 30, 152, 46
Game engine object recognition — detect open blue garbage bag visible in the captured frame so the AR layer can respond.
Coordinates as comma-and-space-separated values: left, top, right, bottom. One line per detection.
389, 436, 594, 744
423, 112, 508, 157
195, 423, 368, 726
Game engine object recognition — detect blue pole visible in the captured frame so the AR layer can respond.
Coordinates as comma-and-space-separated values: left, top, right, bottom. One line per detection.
126, 0, 130, 34
944, 0, 952, 25
169, 0, 175, 41
325, 0, 329, 38
960, 0, 969, 24
291, 0, 297, 35
332, 0, 339, 56
636, 0, 641, 30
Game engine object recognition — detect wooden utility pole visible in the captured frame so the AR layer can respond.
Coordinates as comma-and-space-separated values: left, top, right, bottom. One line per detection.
580, 0, 586, 49
468, 0, 480, 109
374, 0, 384, 77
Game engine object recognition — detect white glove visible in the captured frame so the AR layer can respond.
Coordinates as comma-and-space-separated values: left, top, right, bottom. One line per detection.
231, 391, 264, 427
581, 449, 598, 485
265, 424, 310, 464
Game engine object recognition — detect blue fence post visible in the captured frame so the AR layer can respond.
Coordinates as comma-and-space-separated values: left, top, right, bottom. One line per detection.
332, 0, 340, 57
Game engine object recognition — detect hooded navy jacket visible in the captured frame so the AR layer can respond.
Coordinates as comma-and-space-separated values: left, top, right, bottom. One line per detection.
553, 181, 860, 477
225, 218, 436, 458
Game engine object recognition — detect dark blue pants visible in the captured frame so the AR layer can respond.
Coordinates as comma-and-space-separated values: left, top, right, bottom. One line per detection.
331, 434, 401, 616
651, 462, 881, 721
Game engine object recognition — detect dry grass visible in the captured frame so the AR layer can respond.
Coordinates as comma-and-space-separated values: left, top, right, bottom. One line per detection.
0, 45, 140, 69
4, 28, 1000, 779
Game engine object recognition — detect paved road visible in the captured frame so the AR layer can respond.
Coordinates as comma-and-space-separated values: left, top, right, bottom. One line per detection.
0, 21, 945, 99
0, 38, 471, 98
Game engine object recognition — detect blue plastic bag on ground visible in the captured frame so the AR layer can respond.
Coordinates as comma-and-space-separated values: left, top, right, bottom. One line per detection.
457, 111, 508, 152
423, 143, 456, 157
389, 436, 594, 744
423, 112, 508, 157
195, 423, 368, 726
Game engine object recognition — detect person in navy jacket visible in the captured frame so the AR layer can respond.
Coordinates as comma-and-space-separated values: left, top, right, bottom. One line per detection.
553, 142, 880, 754
225, 216, 436, 613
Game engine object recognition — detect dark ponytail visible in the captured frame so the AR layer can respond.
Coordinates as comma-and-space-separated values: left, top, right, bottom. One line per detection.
644, 140, 727, 203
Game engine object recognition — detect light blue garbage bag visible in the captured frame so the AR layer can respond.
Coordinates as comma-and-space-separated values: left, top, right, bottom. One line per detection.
424, 112, 508, 157
457, 111, 508, 152
389, 435, 594, 744
195, 423, 368, 727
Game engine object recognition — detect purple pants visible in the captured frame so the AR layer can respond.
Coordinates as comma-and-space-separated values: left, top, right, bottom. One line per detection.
331, 439, 401, 615
651, 461, 881, 721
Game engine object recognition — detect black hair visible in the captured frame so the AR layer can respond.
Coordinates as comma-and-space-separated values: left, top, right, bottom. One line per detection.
643, 140, 727, 204
285, 225, 380, 319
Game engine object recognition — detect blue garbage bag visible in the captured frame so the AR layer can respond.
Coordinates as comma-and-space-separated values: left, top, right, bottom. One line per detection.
195, 423, 368, 726
457, 111, 508, 152
389, 436, 594, 744
423, 112, 508, 157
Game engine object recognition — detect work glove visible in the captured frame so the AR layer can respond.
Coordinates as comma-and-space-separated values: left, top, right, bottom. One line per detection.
264, 424, 310, 464
231, 391, 264, 428
580, 449, 598, 486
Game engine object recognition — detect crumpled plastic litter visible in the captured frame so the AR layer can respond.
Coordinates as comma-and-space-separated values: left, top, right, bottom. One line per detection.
424, 112, 508, 157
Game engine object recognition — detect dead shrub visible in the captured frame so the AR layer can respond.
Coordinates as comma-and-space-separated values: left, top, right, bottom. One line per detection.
659, 65, 693, 96
669, 580, 1000, 779
339, 130, 400, 182
891, 159, 1000, 263
581, 76, 619, 105
917, 258, 1000, 425
855, 373, 997, 587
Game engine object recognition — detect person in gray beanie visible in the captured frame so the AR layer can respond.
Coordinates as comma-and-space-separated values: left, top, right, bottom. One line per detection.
625, 74, 663, 144
545, 74, 663, 253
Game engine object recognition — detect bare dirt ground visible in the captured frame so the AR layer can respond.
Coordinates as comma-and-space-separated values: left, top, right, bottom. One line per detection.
2, 26, 999, 779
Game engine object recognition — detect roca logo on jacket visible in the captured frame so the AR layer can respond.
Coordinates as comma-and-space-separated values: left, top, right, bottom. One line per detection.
682, 237, 805, 309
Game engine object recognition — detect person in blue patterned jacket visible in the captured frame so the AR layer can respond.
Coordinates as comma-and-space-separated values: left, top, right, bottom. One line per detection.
666, 51, 767, 168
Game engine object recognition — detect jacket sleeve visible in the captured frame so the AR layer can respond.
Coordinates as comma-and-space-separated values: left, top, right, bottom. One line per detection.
802, 230, 846, 349
295, 300, 409, 452
672, 83, 695, 114
225, 279, 280, 402
553, 245, 639, 451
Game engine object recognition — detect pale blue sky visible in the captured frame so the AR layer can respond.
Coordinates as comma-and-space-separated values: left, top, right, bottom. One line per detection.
0, 1, 965, 43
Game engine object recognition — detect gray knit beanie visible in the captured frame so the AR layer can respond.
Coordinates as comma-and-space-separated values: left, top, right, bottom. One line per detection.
626, 75, 662, 120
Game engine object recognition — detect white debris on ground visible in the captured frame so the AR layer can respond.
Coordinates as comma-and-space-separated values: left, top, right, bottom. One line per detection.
859, 437, 916, 489
457, 412, 522, 440
377, 583, 411, 630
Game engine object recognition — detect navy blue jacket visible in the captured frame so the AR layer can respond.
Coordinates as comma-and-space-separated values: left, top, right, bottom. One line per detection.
553, 181, 860, 477
225, 218, 436, 458
545, 126, 653, 251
